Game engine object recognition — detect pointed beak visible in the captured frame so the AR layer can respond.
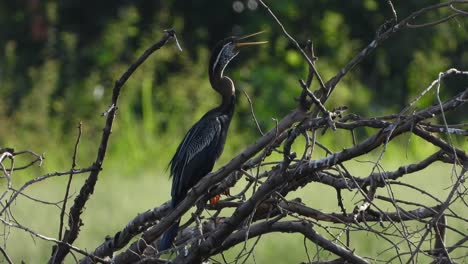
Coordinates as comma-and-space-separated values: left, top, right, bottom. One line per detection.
234, 31, 268, 49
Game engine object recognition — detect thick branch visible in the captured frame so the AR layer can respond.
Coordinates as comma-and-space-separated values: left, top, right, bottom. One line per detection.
281, 200, 442, 224
210, 221, 369, 264
112, 109, 307, 263
80, 203, 171, 263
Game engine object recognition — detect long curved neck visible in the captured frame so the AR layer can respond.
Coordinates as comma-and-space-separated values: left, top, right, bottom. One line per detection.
210, 76, 236, 114
209, 44, 237, 114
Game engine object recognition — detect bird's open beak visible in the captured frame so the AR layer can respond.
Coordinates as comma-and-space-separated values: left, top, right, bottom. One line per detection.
235, 31, 268, 48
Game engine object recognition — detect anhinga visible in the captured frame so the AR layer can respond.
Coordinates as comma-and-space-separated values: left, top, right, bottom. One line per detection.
159, 32, 266, 251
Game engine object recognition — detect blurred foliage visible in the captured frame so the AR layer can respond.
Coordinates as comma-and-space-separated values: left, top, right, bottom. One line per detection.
0, 0, 467, 173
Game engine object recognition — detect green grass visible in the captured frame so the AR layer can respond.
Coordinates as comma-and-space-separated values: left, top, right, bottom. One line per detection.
3, 156, 467, 263
5, 171, 170, 263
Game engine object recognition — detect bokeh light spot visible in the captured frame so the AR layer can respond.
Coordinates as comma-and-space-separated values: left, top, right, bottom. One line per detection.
233, 1, 245, 13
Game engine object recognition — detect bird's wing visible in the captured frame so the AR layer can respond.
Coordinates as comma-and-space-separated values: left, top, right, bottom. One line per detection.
182, 119, 221, 164
170, 116, 223, 199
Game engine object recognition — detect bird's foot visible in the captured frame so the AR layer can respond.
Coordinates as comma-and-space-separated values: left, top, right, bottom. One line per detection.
209, 189, 231, 205
210, 195, 221, 205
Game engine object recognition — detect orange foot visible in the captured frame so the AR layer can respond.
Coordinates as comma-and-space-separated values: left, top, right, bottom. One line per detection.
209, 189, 231, 205
210, 194, 221, 205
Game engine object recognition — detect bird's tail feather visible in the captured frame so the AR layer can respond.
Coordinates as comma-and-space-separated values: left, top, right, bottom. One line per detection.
159, 199, 181, 251
159, 220, 180, 251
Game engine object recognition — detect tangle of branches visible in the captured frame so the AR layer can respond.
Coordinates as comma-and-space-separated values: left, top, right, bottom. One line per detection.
1, 1, 467, 264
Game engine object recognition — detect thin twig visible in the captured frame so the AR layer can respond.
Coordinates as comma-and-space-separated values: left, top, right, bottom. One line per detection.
240, 87, 264, 135
257, 0, 326, 91
0, 245, 13, 264
58, 122, 82, 241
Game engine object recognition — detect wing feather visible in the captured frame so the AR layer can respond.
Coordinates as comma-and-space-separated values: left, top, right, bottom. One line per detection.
170, 116, 223, 200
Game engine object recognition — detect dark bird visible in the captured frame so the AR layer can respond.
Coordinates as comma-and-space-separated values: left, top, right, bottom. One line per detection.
159, 32, 266, 251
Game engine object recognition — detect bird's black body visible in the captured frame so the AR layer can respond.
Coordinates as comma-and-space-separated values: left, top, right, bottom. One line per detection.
169, 97, 235, 207
159, 32, 265, 251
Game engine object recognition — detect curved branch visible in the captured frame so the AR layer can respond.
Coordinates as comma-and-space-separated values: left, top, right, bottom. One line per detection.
49, 29, 179, 264
211, 221, 369, 264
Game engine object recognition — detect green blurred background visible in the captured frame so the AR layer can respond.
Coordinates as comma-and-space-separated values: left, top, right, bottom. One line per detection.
1, 0, 467, 262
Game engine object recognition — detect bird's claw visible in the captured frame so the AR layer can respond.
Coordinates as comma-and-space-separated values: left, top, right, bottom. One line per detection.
210, 194, 221, 205
209, 188, 231, 205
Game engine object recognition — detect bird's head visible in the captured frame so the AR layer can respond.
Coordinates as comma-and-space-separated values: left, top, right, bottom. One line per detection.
209, 31, 267, 81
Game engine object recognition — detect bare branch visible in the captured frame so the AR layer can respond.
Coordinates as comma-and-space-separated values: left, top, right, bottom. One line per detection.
213, 221, 369, 264
49, 29, 180, 263
58, 122, 82, 241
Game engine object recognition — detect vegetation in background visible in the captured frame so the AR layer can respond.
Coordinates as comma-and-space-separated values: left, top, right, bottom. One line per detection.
0, 1, 466, 174
0, 1, 467, 262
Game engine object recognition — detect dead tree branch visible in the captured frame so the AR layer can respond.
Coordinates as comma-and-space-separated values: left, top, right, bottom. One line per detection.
49, 29, 180, 263
3, 2, 467, 264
